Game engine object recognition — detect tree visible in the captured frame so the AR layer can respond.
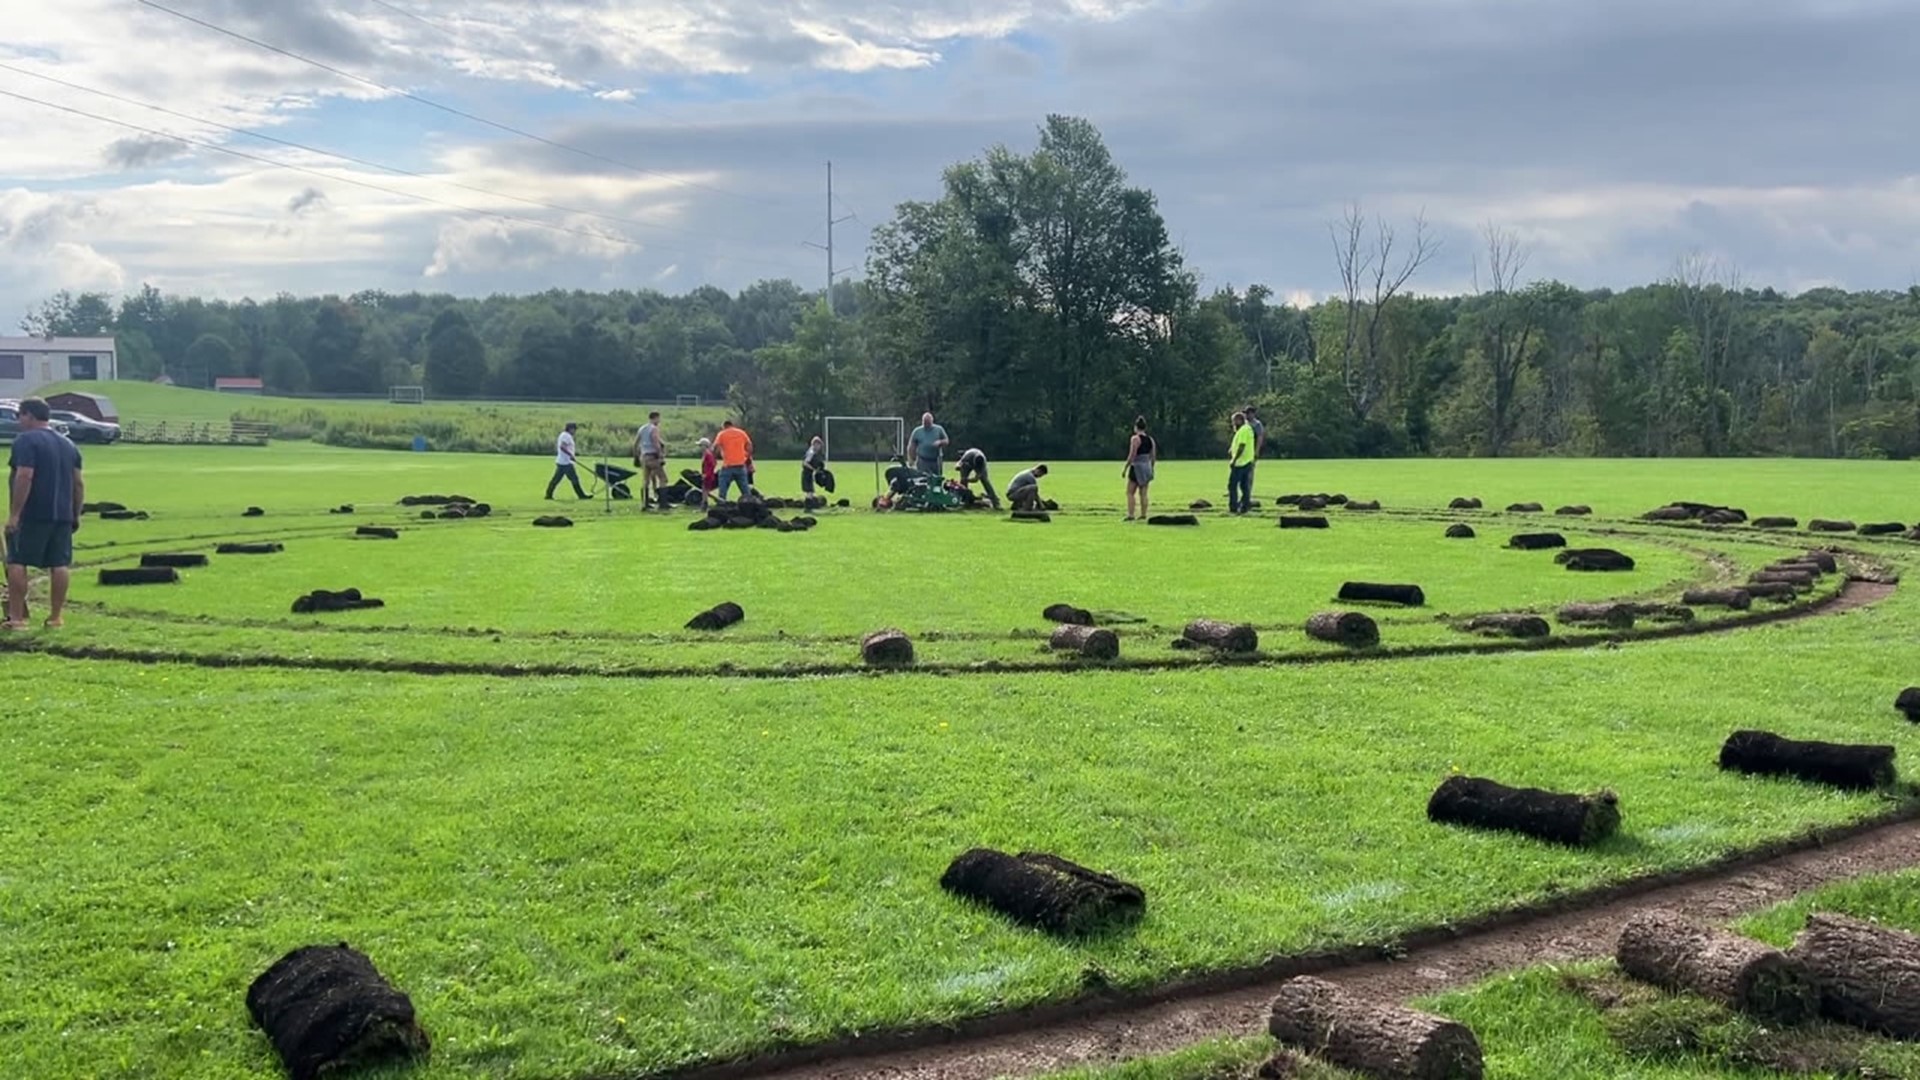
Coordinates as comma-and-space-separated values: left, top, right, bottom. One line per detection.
758, 301, 860, 440
425, 310, 488, 397
307, 300, 368, 394
263, 344, 309, 393
1328, 203, 1439, 421
179, 333, 235, 388
1467, 224, 1539, 456
21, 290, 115, 337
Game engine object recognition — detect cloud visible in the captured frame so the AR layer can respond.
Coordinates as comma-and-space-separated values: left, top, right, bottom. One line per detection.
286, 186, 328, 215
103, 135, 191, 169
423, 215, 634, 277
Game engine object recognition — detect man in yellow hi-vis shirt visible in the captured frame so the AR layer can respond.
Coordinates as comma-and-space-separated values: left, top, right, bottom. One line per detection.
1227, 411, 1255, 515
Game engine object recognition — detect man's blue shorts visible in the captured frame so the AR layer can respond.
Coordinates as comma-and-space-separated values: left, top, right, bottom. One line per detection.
4, 520, 75, 569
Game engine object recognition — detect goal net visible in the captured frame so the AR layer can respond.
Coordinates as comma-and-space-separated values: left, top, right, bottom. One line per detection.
388, 385, 425, 404
675, 394, 701, 408
823, 415, 906, 498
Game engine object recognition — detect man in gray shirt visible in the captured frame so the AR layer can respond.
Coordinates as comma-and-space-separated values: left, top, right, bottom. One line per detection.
907, 412, 949, 476
632, 411, 666, 508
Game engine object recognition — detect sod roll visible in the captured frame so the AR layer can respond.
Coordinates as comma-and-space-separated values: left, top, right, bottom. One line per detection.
1146, 514, 1198, 526
1616, 911, 1819, 1025
1427, 775, 1619, 847
243, 506, 265, 517
99, 567, 179, 586
1339, 582, 1426, 607
1507, 502, 1544, 513
1860, 522, 1906, 537
1750, 569, 1815, 589
1449, 497, 1483, 510
1897, 687, 1920, 721
1718, 729, 1896, 790
217, 542, 283, 555
1297, 496, 1329, 511
354, 526, 400, 540
1560, 548, 1636, 572
532, 516, 574, 528
1304, 611, 1380, 648
1752, 516, 1799, 529
939, 848, 1145, 935
1555, 505, 1592, 516
1682, 588, 1752, 610
83, 501, 126, 513
1049, 624, 1120, 660
1182, 618, 1258, 653
99, 509, 147, 520
1465, 613, 1551, 639
1809, 519, 1857, 533
1799, 549, 1840, 573
1623, 602, 1696, 624
1345, 499, 1381, 511
140, 553, 207, 569
1558, 603, 1637, 630
1508, 532, 1568, 551
861, 628, 914, 666
1278, 515, 1330, 529
246, 943, 431, 1080
1188, 499, 1213, 511
1445, 524, 1476, 539
1787, 912, 1920, 1039
685, 602, 745, 632
1043, 603, 1094, 626
1642, 505, 1694, 521
1267, 976, 1484, 1080
1741, 581, 1801, 600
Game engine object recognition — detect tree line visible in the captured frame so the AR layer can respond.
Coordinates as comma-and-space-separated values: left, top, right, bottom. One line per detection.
22, 114, 1920, 459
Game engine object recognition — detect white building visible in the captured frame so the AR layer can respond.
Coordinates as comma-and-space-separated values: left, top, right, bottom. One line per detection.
0, 337, 118, 400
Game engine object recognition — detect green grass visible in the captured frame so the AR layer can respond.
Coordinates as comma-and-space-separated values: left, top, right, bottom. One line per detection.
3, 443, 1919, 1078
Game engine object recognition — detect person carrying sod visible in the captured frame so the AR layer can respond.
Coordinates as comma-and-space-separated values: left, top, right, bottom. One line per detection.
800, 435, 834, 499
1006, 463, 1049, 512
1226, 411, 1255, 515
908, 411, 949, 477
546, 421, 590, 500
712, 419, 754, 502
632, 410, 668, 509
955, 447, 999, 509
1124, 415, 1156, 521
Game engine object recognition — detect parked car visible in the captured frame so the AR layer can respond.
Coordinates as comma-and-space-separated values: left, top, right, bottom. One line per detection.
49, 409, 121, 444
0, 401, 73, 442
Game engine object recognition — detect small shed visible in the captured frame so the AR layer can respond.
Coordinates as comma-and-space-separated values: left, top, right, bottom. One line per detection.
45, 391, 119, 423
214, 376, 265, 395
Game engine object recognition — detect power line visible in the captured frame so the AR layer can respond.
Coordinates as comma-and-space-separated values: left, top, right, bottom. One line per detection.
0, 86, 815, 273
0, 61, 785, 256
132, 0, 777, 206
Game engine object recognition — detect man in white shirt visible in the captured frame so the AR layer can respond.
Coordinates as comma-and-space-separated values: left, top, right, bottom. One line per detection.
632, 411, 667, 508
546, 422, 589, 499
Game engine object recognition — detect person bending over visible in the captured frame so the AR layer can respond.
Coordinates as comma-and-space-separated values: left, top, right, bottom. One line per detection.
955, 447, 999, 509
546, 422, 589, 499
1006, 463, 1050, 511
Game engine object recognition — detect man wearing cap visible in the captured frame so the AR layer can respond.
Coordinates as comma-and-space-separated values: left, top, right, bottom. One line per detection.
546, 421, 589, 499
6, 397, 84, 630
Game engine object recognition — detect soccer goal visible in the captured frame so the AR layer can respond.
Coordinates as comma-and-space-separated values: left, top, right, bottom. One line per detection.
824, 415, 906, 498
388, 385, 425, 404
674, 394, 700, 409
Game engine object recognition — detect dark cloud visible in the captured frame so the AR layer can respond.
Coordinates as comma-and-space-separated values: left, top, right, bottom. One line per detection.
103, 135, 190, 170
286, 187, 328, 215
195, 0, 383, 66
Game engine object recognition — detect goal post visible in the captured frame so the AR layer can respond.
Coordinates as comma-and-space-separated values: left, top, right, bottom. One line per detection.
388, 385, 425, 404
674, 394, 700, 409
824, 415, 906, 498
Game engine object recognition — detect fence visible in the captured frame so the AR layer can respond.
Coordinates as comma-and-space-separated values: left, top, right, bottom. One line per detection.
122, 419, 271, 446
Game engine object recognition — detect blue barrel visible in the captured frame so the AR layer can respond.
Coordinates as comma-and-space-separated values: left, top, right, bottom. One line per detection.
412, 435, 427, 452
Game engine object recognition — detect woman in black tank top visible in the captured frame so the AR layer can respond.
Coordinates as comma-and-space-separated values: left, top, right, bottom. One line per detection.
1125, 415, 1157, 520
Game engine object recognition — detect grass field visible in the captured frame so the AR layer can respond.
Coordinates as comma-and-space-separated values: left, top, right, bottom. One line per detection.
2, 442, 1918, 1079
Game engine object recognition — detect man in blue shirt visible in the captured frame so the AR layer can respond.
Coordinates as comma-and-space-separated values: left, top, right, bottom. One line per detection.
6, 398, 85, 630
907, 412, 949, 476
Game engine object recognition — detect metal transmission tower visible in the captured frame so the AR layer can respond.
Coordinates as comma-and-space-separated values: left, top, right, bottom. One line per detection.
803, 161, 856, 310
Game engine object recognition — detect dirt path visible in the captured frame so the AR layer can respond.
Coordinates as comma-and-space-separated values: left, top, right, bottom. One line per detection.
672, 811, 1920, 1080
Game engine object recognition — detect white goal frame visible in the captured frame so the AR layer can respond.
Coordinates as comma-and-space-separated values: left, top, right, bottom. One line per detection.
388, 385, 425, 404
675, 394, 700, 408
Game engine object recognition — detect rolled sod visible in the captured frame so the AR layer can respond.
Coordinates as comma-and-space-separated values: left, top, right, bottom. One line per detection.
1896, 687, 1920, 722
99, 509, 148, 520
1558, 603, 1637, 630
1507, 502, 1544, 513
1043, 604, 1094, 627
329, 505, 354, 514
1683, 588, 1753, 610
99, 567, 179, 586
1297, 496, 1330, 511
1558, 548, 1635, 571
861, 628, 914, 666
1304, 611, 1380, 648
1049, 624, 1121, 660
217, 542, 283, 555
1445, 524, 1476, 539
1339, 582, 1426, 607
1718, 729, 1896, 790
1277, 495, 1304, 506
938, 848, 1145, 935
291, 588, 384, 614
243, 506, 265, 517
1449, 497, 1483, 510
1182, 618, 1258, 653
140, 553, 207, 569
83, 501, 126, 513
1009, 510, 1052, 523
1267, 976, 1484, 1080
1188, 499, 1213, 511
1748, 571, 1814, 591
1643, 505, 1694, 521
532, 516, 574, 528
1860, 522, 1906, 537
354, 526, 400, 540
685, 602, 745, 632
1623, 602, 1696, 624
1752, 516, 1799, 529
1555, 505, 1592, 516
1742, 581, 1802, 600
1616, 911, 1819, 1025
1788, 913, 1920, 1039
246, 943, 431, 1080
1345, 499, 1381, 511
1278, 515, 1330, 529
1703, 509, 1745, 525
421, 511, 439, 520
1427, 774, 1619, 847
1465, 613, 1551, 639
1507, 532, 1568, 551
1809, 519, 1857, 533
1798, 549, 1840, 573
1767, 560, 1827, 578
1146, 514, 1199, 526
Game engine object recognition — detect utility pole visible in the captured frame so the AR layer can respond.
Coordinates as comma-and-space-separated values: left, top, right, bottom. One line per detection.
802, 161, 855, 312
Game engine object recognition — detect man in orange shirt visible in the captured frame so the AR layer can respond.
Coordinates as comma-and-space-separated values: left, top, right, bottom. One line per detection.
712, 419, 754, 501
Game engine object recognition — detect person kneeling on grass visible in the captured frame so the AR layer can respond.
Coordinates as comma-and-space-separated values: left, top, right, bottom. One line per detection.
1006, 464, 1049, 512
955, 447, 999, 509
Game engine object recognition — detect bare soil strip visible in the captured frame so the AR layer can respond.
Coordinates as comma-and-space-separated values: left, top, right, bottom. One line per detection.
642, 807, 1920, 1080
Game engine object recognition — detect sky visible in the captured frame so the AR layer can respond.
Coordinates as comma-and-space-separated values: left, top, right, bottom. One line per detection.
2, 0, 1918, 326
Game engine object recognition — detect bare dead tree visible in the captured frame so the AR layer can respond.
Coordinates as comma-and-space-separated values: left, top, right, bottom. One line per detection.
1328, 202, 1440, 419
1473, 223, 1537, 456
1671, 251, 1743, 450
